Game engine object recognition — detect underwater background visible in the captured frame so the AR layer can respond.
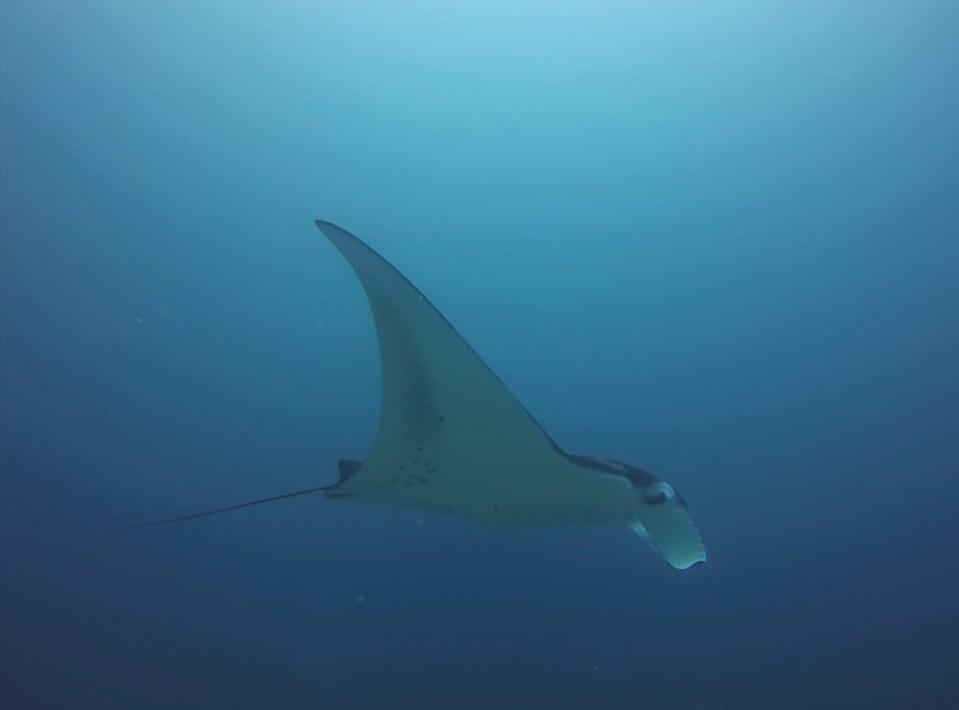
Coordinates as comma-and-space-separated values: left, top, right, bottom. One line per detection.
2, 1, 957, 708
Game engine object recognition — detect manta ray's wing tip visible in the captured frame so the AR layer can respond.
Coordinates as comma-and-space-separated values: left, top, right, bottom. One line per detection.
314, 219, 354, 244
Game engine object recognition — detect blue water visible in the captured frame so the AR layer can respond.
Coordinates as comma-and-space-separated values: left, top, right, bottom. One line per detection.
2, 2, 957, 708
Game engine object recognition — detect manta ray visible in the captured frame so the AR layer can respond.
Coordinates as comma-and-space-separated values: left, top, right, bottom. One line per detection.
123, 220, 706, 570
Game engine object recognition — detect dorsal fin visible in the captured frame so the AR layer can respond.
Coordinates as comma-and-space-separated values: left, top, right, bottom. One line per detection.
337, 459, 363, 485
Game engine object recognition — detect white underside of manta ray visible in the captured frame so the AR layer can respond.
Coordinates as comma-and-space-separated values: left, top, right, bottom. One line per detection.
123, 220, 706, 571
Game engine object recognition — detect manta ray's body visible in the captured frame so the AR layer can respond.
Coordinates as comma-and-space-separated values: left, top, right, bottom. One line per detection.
316, 221, 705, 570
124, 221, 705, 571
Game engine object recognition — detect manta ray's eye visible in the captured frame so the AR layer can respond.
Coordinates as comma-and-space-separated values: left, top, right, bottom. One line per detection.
642, 490, 667, 505
641, 481, 676, 506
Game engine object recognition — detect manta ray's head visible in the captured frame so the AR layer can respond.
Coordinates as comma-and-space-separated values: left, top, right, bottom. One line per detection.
566, 455, 682, 505
566, 454, 705, 569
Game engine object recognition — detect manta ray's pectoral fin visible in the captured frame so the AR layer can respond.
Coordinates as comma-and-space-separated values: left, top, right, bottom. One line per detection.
313, 219, 588, 525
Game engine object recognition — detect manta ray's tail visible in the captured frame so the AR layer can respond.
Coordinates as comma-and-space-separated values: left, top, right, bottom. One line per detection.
112, 484, 334, 531
113, 459, 367, 531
